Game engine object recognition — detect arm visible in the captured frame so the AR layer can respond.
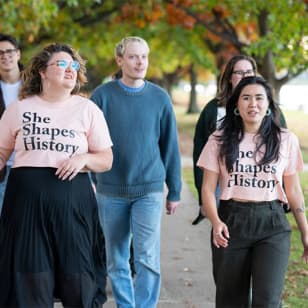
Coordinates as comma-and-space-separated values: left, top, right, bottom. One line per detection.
284, 173, 308, 263
0, 103, 18, 167
193, 108, 207, 206
83, 148, 113, 172
56, 147, 113, 181
201, 169, 229, 248
159, 100, 182, 212
0, 148, 12, 169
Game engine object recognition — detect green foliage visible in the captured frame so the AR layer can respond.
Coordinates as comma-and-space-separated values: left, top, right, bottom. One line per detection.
215, 0, 308, 73
0, 0, 58, 36
1, 0, 307, 90
147, 24, 214, 77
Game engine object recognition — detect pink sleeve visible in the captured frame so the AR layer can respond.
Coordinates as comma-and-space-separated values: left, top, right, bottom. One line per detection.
0, 102, 18, 151
284, 132, 303, 175
196, 134, 220, 173
86, 103, 113, 152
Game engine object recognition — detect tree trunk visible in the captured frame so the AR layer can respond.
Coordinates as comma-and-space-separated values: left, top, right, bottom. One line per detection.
256, 9, 289, 102
187, 63, 200, 114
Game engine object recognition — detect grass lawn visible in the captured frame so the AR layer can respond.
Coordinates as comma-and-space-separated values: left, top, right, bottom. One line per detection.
175, 105, 308, 306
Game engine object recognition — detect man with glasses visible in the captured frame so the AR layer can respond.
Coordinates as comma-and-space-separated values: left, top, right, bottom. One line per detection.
0, 33, 23, 214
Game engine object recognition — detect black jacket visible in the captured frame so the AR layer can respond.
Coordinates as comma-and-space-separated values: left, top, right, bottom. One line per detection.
0, 85, 7, 181
193, 98, 218, 205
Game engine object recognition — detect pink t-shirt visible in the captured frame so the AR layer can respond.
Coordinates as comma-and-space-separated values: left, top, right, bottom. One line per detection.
0, 95, 112, 169
197, 129, 303, 203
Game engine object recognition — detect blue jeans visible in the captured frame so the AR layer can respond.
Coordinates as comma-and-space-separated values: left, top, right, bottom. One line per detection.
0, 166, 10, 216
215, 184, 220, 207
96, 192, 163, 308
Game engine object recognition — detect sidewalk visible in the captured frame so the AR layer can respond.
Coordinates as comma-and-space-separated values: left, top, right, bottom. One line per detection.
158, 181, 215, 307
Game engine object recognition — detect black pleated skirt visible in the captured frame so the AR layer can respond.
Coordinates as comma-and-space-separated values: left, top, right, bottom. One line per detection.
0, 167, 106, 308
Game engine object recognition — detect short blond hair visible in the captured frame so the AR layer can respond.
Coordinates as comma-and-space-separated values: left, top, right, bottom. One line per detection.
114, 36, 149, 58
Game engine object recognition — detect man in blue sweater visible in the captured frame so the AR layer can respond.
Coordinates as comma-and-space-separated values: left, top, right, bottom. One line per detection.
91, 36, 182, 308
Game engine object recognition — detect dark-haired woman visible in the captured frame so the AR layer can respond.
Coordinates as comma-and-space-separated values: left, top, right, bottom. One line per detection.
197, 76, 308, 307
0, 43, 113, 307
192, 55, 287, 224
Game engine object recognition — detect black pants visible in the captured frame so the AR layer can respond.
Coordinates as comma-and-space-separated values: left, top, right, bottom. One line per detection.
212, 200, 291, 308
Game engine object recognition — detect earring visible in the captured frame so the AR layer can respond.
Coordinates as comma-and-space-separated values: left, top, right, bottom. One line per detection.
234, 108, 240, 116
266, 109, 271, 116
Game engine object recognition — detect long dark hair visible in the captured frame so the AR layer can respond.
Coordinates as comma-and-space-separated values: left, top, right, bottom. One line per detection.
216, 54, 257, 107
217, 76, 281, 172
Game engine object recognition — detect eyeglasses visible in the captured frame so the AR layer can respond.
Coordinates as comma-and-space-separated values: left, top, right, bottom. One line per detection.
0, 49, 17, 57
232, 69, 255, 77
47, 60, 80, 72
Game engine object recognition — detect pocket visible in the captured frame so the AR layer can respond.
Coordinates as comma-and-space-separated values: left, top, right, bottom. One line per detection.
271, 205, 291, 232
219, 205, 251, 238
250, 205, 291, 237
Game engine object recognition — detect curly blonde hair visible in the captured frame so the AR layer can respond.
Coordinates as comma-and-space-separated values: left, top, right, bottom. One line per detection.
19, 43, 87, 99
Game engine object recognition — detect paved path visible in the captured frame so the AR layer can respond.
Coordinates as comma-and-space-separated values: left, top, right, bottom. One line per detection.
55, 178, 215, 307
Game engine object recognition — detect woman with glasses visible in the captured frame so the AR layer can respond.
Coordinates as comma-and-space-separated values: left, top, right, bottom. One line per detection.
192, 55, 286, 225
0, 43, 113, 307
197, 76, 308, 307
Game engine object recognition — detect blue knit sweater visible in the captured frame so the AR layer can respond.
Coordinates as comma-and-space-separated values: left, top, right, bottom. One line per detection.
91, 80, 181, 201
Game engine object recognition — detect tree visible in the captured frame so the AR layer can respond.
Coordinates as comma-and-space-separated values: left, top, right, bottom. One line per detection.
111, 2, 216, 112
0, 0, 128, 88
2, 0, 306, 103
187, 63, 199, 113
164, 0, 308, 100
0, 0, 215, 100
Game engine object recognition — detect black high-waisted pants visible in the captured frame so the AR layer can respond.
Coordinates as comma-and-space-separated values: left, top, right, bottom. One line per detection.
212, 199, 291, 308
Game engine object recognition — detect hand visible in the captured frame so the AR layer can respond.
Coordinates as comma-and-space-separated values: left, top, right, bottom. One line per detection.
166, 200, 179, 215
213, 222, 230, 248
55, 154, 87, 181
301, 233, 308, 264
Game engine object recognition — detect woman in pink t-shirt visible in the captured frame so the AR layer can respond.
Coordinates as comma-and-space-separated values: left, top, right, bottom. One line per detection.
197, 76, 308, 307
0, 43, 113, 307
